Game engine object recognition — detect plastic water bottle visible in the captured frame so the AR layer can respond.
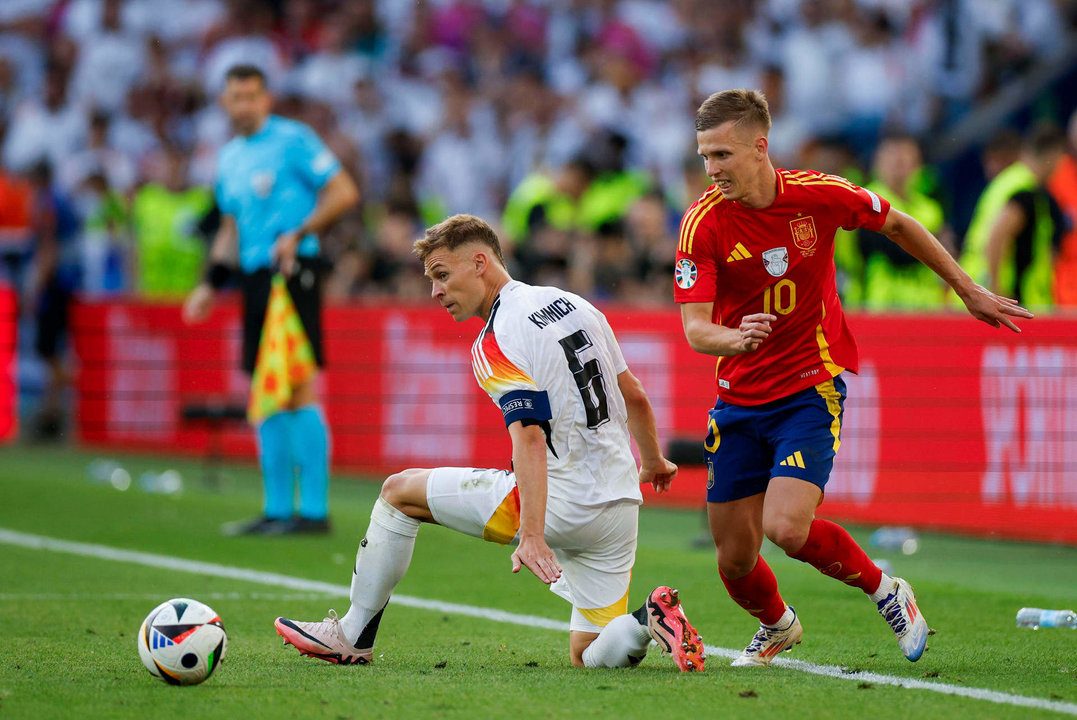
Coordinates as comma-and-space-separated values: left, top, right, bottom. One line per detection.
137, 469, 183, 495
137, 471, 161, 492
109, 467, 131, 491
87, 459, 120, 484
869, 527, 919, 555
1016, 608, 1077, 630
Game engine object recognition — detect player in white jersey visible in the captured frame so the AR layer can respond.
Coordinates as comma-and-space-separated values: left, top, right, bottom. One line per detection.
275, 214, 705, 671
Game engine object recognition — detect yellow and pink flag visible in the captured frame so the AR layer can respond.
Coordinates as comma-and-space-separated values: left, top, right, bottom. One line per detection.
248, 275, 316, 424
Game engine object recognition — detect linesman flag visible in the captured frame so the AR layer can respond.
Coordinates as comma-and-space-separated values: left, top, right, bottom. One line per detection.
248, 274, 316, 424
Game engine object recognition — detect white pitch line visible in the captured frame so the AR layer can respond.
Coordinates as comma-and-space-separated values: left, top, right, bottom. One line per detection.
0, 592, 337, 601
2, 527, 1074, 717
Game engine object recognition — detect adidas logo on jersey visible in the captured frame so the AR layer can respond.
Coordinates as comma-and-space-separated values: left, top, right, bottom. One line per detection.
779, 451, 806, 469
726, 243, 752, 262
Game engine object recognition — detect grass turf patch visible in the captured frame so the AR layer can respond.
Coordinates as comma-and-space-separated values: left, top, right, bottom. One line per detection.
1, 446, 1075, 719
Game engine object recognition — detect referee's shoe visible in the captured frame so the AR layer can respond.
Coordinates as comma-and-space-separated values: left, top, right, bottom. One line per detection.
221, 515, 330, 536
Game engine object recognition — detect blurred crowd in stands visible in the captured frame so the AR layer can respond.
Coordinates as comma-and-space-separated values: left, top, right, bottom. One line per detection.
0, 0, 1076, 319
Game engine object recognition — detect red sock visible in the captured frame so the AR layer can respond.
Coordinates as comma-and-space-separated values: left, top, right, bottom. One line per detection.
719, 555, 788, 626
789, 518, 883, 594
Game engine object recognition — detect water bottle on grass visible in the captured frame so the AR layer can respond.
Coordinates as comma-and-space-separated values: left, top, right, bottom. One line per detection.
869, 526, 919, 555
1016, 608, 1077, 629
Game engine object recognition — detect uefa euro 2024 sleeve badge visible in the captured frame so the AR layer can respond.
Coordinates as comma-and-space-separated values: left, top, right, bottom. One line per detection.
675, 258, 698, 289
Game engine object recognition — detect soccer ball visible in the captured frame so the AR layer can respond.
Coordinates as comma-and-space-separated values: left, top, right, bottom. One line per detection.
137, 598, 227, 685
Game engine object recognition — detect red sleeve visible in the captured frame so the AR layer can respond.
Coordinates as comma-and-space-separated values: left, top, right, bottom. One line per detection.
837, 180, 891, 232
674, 200, 719, 303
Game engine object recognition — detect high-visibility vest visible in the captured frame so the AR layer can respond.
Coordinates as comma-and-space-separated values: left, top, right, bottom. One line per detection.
501, 174, 576, 244
858, 180, 947, 310
131, 184, 212, 299
577, 171, 649, 232
960, 162, 1055, 308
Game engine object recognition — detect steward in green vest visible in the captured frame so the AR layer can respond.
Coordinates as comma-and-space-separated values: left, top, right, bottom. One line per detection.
502, 159, 594, 245
843, 135, 952, 309
131, 151, 213, 299
503, 158, 652, 244
961, 125, 1067, 308
577, 168, 650, 233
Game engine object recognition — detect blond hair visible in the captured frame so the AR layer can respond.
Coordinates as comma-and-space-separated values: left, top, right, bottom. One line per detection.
696, 89, 771, 135
413, 214, 505, 266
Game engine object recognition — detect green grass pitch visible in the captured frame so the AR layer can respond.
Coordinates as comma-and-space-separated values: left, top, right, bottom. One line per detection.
1, 446, 1075, 719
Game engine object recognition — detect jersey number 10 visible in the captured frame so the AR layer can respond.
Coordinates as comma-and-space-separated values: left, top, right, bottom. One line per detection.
762, 279, 797, 316
558, 330, 610, 429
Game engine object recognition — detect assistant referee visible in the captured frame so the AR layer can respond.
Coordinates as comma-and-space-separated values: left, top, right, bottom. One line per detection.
183, 64, 359, 535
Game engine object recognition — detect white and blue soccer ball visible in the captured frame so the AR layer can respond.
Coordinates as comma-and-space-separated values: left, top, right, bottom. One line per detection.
137, 598, 227, 685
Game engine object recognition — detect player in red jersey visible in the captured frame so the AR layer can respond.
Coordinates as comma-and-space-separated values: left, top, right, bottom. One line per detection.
676, 89, 1032, 666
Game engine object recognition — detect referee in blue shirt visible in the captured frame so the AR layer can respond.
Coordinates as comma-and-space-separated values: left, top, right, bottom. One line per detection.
183, 65, 359, 535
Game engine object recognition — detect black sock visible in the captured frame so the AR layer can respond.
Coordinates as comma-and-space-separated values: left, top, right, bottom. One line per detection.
354, 603, 387, 648
630, 602, 649, 626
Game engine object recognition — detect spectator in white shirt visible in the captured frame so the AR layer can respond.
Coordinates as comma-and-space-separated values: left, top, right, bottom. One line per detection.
68, 0, 147, 113
2, 66, 86, 172
293, 17, 368, 111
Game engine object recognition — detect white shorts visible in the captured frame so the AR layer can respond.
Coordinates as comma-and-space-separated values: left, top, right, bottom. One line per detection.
427, 466, 639, 633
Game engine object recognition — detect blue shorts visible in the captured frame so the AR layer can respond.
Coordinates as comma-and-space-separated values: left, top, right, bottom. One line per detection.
703, 375, 846, 503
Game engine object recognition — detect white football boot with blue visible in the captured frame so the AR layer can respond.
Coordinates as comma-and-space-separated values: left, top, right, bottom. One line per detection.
876, 577, 928, 661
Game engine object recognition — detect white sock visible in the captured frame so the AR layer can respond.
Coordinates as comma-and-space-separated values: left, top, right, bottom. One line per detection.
765, 606, 796, 630
581, 614, 652, 668
869, 572, 895, 604
339, 498, 421, 646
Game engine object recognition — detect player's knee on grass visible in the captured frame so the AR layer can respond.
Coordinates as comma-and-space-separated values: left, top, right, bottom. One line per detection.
379, 469, 433, 520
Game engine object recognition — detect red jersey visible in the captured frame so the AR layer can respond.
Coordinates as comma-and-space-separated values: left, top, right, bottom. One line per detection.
674, 169, 891, 406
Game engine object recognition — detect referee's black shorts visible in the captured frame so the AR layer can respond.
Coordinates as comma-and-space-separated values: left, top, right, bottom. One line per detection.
240, 257, 326, 375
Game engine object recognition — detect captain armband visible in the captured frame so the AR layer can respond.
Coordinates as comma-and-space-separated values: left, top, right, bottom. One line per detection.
498, 389, 552, 427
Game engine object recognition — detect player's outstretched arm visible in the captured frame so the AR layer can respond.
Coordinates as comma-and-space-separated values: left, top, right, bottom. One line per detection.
681, 301, 776, 356
183, 214, 238, 324
617, 369, 677, 493
879, 208, 1033, 333
507, 420, 562, 585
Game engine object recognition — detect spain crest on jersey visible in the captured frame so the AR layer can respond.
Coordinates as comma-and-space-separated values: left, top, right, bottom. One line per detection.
675, 258, 698, 289
789, 216, 818, 255
762, 247, 789, 277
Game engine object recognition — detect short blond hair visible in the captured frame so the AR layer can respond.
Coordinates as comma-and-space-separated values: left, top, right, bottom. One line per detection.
413, 214, 505, 266
696, 89, 771, 135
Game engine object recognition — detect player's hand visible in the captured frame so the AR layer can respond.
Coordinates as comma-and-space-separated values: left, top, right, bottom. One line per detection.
272, 231, 301, 277
640, 457, 678, 494
736, 313, 776, 353
958, 284, 1033, 333
510, 534, 562, 585
182, 284, 215, 325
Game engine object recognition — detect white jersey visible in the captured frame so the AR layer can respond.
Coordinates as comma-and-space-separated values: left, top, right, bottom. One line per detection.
470, 280, 642, 510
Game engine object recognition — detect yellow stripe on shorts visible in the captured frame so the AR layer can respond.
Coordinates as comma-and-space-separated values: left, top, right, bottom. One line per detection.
577, 585, 631, 629
814, 379, 843, 453
482, 487, 521, 545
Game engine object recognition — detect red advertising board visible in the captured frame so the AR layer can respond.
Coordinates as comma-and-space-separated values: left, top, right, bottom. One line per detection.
71, 299, 1077, 544
0, 285, 15, 443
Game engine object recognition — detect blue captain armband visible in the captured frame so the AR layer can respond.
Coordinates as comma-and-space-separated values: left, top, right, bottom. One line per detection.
499, 389, 552, 427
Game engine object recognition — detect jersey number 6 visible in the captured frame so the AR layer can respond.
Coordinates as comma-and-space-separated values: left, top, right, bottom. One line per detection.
558, 329, 610, 429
